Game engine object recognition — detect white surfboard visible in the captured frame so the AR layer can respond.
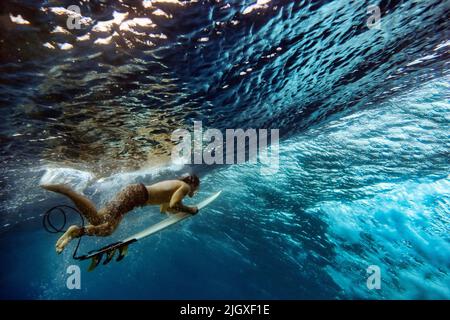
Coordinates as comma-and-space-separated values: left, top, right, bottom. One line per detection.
125, 190, 222, 241
80, 191, 222, 270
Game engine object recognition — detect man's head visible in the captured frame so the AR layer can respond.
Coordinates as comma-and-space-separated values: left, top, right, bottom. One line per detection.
179, 174, 200, 196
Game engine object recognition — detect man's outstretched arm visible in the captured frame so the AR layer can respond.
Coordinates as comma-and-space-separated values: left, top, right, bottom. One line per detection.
169, 185, 198, 214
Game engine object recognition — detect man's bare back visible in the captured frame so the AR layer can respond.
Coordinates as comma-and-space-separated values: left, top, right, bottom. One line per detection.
41, 174, 200, 253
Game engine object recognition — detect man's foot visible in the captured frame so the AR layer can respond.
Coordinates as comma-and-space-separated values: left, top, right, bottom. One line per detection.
55, 225, 79, 254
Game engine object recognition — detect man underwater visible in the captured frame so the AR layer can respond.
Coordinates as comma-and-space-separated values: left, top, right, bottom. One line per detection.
41, 174, 200, 253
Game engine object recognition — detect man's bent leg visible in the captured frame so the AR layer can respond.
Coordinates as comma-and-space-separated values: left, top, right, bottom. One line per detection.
41, 184, 104, 225
55, 218, 121, 254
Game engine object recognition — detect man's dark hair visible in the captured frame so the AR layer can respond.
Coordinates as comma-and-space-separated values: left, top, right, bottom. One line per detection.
179, 174, 200, 187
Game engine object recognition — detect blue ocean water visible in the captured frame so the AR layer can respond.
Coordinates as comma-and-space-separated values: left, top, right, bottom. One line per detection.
0, 0, 449, 299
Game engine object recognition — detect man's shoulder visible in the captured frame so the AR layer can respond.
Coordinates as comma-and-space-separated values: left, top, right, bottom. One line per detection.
177, 180, 190, 191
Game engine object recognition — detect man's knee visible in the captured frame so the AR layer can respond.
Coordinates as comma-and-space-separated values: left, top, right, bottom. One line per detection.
102, 222, 117, 236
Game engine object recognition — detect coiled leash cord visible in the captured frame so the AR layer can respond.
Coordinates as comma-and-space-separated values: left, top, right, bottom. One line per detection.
42, 205, 85, 260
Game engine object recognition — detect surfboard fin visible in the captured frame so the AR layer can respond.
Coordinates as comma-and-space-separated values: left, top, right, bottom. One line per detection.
116, 244, 129, 261
103, 249, 116, 265
88, 254, 102, 272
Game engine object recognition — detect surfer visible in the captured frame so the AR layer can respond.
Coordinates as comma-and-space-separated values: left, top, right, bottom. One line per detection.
41, 174, 200, 253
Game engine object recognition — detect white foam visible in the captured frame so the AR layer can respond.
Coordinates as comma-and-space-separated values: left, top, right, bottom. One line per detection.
39, 166, 94, 193
315, 177, 450, 299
